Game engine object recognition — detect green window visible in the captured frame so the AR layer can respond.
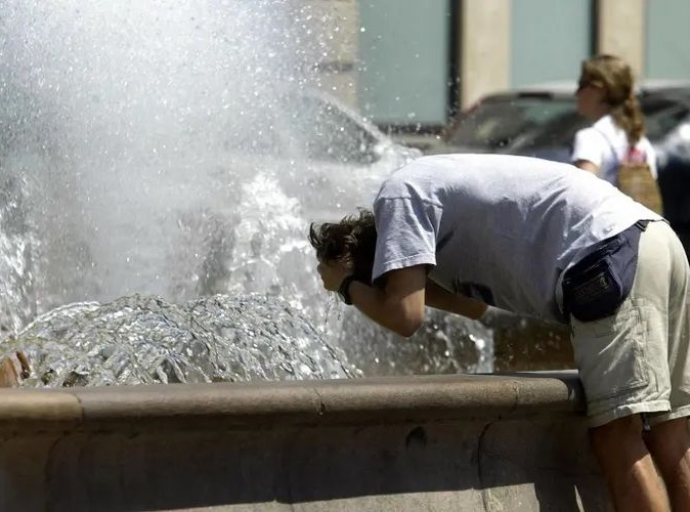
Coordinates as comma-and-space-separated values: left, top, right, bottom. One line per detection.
358, 0, 451, 126
511, 0, 593, 88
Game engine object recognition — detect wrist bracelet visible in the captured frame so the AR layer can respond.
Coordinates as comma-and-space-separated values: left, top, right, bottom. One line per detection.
337, 275, 358, 305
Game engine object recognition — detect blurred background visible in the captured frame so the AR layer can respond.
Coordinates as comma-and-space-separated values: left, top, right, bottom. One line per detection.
323, 0, 688, 132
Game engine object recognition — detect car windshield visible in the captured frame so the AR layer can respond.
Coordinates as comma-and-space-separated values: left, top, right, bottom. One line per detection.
285, 94, 381, 165
220, 93, 382, 164
510, 110, 588, 153
446, 94, 577, 150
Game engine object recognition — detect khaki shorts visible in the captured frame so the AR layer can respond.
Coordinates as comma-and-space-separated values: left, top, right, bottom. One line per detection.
570, 221, 690, 428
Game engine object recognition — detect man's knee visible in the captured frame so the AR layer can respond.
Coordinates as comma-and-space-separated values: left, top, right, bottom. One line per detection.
646, 418, 690, 454
591, 415, 646, 456
592, 414, 644, 438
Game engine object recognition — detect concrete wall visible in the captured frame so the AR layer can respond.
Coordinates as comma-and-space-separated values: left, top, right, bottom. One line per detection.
597, 0, 645, 78
0, 373, 613, 511
459, 0, 511, 109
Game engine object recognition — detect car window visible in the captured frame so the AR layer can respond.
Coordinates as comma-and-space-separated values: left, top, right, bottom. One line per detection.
446, 95, 576, 150
642, 97, 690, 142
508, 110, 588, 153
285, 95, 380, 165
503, 91, 690, 153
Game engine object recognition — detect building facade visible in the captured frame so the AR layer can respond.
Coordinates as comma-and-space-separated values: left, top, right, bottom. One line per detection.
317, 0, 690, 130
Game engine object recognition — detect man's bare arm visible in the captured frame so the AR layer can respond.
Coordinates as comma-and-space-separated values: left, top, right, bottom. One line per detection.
424, 279, 487, 320
347, 265, 427, 338
574, 159, 599, 175
317, 262, 485, 337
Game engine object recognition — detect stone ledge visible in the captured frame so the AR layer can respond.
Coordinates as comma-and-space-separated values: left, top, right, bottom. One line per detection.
0, 372, 584, 431
0, 372, 606, 511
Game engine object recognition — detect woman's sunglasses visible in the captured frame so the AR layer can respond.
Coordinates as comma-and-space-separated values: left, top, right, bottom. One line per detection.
577, 79, 602, 92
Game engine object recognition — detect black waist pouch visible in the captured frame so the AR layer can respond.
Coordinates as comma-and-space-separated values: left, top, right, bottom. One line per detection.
562, 221, 647, 322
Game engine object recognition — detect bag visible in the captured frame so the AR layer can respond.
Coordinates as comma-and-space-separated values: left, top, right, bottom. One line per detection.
617, 160, 664, 215
596, 128, 664, 215
562, 222, 645, 322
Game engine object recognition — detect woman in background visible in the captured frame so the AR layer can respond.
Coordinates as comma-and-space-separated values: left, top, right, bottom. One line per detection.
571, 55, 657, 182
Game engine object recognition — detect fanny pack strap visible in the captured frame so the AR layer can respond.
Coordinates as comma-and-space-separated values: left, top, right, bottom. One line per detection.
635, 219, 651, 231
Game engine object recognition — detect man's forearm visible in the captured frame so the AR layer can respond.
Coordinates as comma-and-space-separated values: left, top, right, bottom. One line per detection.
347, 280, 425, 337
343, 271, 487, 336
345, 267, 428, 337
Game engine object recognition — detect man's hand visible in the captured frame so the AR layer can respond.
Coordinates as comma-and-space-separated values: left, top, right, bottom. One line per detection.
316, 260, 350, 292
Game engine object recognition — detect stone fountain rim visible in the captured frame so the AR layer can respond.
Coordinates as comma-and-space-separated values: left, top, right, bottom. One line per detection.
0, 371, 583, 431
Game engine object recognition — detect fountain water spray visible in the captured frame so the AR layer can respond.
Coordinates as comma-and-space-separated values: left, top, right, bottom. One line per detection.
0, 0, 492, 384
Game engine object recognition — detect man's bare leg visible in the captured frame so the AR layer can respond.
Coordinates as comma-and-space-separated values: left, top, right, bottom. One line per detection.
645, 418, 690, 511
590, 415, 669, 511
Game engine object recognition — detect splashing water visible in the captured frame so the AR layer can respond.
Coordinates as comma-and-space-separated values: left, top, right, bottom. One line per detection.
0, 0, 493, 383
1, 294, 356, 387
0, 175, 38, 333
1, 0, 322, 306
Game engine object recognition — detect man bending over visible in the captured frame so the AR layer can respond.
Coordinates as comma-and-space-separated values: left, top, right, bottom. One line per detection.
309, 154, 690, 512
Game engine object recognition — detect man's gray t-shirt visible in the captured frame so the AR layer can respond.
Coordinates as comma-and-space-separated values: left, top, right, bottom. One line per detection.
372, 154, 662, 323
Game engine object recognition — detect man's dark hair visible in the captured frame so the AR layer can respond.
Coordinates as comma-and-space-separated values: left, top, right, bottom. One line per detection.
309, 209, 377, 283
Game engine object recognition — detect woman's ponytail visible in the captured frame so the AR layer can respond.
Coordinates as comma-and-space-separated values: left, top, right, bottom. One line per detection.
611, 95, 645, 146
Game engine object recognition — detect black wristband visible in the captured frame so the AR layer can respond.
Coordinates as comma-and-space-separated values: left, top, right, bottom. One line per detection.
337, 275, 358, 305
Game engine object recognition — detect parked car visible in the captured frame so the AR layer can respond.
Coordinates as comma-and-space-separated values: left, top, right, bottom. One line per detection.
507, 83, 690, 162
439, 81, 690, 160
649, 92, 690, 256
222, 88, 421, 219
440, 84, 580, 155
230, 89, 420, 167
